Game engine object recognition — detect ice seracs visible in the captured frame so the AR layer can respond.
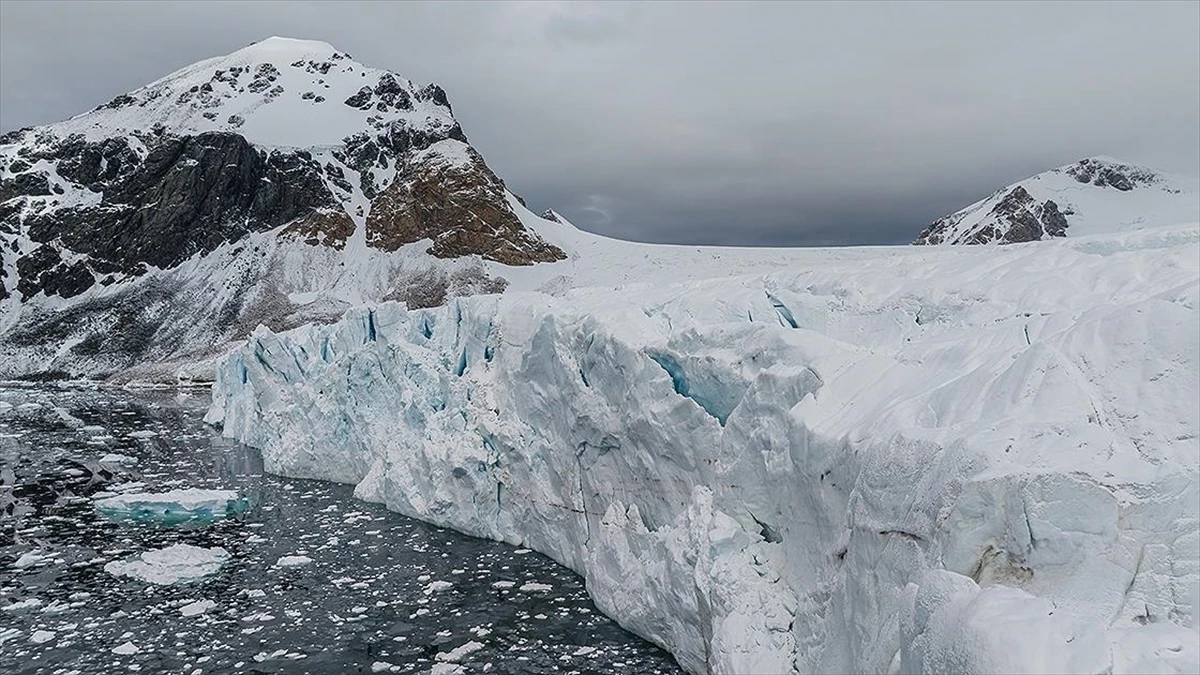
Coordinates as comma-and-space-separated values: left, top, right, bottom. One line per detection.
210, 224, 1199, 674
104, 544, 230, 585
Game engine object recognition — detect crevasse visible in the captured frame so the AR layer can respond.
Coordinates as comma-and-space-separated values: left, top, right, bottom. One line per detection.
208, 227, 1200, 674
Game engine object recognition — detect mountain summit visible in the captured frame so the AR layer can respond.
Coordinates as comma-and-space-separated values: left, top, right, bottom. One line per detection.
0, 37, 565, 379
914, 156, 1199, 245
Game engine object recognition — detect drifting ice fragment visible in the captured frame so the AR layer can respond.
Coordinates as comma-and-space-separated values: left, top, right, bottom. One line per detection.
104, 544, 230, 585
93, 488, 249, 524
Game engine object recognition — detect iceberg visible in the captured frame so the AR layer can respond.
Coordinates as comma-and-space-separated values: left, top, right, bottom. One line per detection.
209, 226, 1200, 674
93, 488, 249, 524
104, 544, 230, 585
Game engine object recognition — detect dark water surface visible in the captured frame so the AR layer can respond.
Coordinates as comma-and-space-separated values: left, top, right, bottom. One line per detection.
0, 385, 680, 674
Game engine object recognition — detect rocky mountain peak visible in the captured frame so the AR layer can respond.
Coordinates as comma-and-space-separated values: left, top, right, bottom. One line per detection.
0, 38, 566, 379
914, 156, 1198, 245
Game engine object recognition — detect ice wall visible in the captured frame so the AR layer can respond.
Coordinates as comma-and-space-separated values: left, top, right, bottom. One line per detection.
209, 226, 1200, 674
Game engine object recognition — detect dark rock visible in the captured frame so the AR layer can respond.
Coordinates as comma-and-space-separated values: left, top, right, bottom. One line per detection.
278, 209, 355, 249
374, 75, 412, 111
417, 84, 452, 114
1040, 200, 1068, 238
16, 131, 336, 275
95, 94, 136, 111
0, 171, 53, 202
344, 86, 374, 109
366, 145, 565, 265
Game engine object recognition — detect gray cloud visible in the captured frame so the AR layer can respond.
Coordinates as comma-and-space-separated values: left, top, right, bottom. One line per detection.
2, 0, 1197, 245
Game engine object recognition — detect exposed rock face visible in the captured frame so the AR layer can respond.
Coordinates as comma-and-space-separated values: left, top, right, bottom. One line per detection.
278, 209, 355, 249
1064, 157, 1157, 191
914, 156, 1196, 245
2, 130, 337, 299
919, 187, 1069, 245
365, 141, 565, 265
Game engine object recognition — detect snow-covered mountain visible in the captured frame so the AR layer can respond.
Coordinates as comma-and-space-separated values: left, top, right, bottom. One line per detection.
914, 156, 1199, 245
210, 224, 1200, 674
0, 37, 569, 380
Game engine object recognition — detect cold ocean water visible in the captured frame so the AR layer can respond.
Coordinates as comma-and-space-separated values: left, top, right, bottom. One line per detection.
0, 385, 681, 674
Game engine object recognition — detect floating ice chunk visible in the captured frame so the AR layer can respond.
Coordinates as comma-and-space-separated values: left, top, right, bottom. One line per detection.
53, 407, 84, 428
572, 646, 598, 657
436, 641, 484, 662
430, 663, 466, 674
129, 430, 158, 439
30, 630, 56, 644
518, 582, 552, 592
94, 488, 248, 524
424, 580, 454, 594
0, 628, 20, 644
112, 641, 140, 655
99, 453, 138, 465
491, 581, 515, 589
104, 544, 230, 585
80, 425, 106, 434
274, 555, 313, 567
13, 550, 46, 569
180, 599, 216, 617
370, 662, 393, 672
2, 598, 43, 611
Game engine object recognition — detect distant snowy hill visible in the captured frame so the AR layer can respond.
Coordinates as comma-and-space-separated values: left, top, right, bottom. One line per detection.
914, 156, 1199, 245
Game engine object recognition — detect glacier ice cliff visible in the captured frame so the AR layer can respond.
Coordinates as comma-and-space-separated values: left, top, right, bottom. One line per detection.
209, 225, 1200, 674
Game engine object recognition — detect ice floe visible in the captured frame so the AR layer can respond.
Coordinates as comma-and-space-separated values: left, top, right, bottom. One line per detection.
104, 544, 230, 585
93, 488, 248, 524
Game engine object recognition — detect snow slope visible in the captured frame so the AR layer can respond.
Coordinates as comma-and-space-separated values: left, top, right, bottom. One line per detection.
210, 224, 1200, 674
39, 37, 457, 150
914, 156, 1199, 245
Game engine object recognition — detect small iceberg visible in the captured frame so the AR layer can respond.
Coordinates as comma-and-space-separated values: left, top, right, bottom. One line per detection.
93, 488, 249, 524
104, 544, 230, 585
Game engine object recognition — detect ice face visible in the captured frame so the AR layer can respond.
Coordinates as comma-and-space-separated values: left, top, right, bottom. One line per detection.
210, 225, 1200, 675
103, 544, 231, 585
93, 488, 249, 524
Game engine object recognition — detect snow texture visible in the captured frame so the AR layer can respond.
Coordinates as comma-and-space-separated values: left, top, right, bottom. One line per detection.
210, 224, 1200, 674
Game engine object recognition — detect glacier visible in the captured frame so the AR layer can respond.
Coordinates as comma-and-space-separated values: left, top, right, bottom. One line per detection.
208, 224, 1200, 674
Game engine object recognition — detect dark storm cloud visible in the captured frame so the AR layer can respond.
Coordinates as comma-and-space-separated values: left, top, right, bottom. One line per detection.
2, 1, 1197, 246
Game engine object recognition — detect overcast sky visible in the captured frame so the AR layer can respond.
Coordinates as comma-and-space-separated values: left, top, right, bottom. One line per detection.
2, 1, 1197, 246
